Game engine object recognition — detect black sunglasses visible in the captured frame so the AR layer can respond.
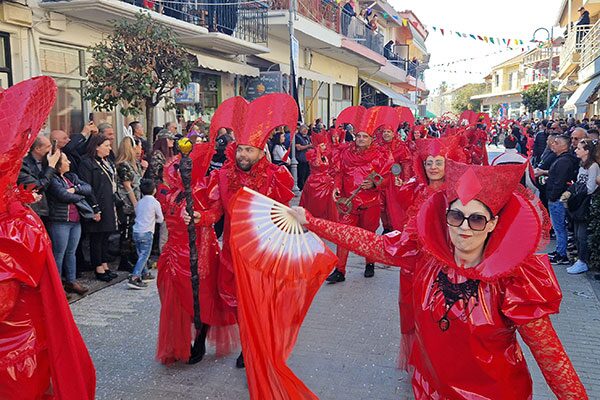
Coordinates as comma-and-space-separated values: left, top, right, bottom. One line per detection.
446, 209, 491, 232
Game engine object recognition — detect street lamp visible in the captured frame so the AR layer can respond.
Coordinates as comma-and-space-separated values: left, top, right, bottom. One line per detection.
531, 27, 554, 117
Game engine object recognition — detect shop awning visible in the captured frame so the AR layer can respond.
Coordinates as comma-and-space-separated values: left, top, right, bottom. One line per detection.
564, 75, 600, 115
278, 64, 337, 84
362, 78, 418, 110
194, 52, 260, 77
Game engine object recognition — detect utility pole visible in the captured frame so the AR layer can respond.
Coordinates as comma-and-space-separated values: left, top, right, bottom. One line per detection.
532, 27, 554, 117
288, 0, 300, 193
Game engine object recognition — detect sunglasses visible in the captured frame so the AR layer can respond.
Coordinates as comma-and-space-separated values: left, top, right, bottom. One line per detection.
446, 209, 491, 231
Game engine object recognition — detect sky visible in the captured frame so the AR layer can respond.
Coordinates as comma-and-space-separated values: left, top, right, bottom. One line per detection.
387, 0, 564, 92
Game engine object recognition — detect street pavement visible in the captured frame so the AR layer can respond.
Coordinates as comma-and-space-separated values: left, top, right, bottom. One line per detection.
71, 238, 600, 399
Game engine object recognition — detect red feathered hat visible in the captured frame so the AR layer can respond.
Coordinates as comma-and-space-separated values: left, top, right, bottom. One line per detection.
459, 110, 476, 125
210, 94, 298, 149
311, 132, 329, 146
1, 76, 57, 212
444, 159, 526, 215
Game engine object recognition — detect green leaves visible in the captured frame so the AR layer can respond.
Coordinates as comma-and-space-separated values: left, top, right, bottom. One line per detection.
521, 81, 557, 113
84, 11, 192, 120
451, 83, 487, 113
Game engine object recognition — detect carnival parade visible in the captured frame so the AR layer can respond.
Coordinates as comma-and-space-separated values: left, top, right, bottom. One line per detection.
1, 0, 599, 399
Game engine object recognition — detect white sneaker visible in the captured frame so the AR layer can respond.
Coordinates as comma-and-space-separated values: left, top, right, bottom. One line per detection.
567, 261, 589, 274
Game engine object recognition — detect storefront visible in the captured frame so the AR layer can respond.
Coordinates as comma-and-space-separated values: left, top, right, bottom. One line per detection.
0, 32, 12, 89
176, 70, 222, 123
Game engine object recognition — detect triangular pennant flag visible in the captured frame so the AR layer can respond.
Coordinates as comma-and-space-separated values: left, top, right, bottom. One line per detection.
489, 37, 495, 44
462, 33, 467, 38
483, 36, 489, 43
456, 32, 462, 37
502, 38, 507, 44
403, 19, 409, 27
470, 34, 476, 40
507, 39, 511, 46
477, 35, 483, 41
440, 28, 445, 35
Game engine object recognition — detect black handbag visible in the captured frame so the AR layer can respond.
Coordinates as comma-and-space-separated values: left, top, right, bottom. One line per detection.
567, 182, 591, 221
75, 198, 96, 219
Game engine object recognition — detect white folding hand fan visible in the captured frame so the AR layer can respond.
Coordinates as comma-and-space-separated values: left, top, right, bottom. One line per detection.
230, 187, 332, 280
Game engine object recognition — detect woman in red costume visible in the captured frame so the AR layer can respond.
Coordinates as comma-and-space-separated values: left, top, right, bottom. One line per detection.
0, 77, 96, 399
387, 136, 468, 371
291, 160, 588, 399
299, 132, 339, 221
156, 138, 238, 365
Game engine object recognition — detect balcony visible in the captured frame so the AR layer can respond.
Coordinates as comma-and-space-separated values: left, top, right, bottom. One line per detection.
269, 0, 387, 68
580, 20, 600, 70
41, 0, 270, 55
558, 24, 593, 78
523, 46, 560, 69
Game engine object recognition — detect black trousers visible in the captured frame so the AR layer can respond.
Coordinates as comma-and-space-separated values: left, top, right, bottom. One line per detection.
298, 162, 310, 190
89, 231, 110, 267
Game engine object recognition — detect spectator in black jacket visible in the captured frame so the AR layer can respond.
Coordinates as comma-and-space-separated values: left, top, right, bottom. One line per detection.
78, 134, 119, 282
62, 122, 98, 173
17, 135, 61, 223
532, 120, 548, 165
47, 153, 96, 296
547, 135, 580, 265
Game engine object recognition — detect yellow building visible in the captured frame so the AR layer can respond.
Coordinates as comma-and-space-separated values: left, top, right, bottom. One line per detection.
556, 0, 600, 117
470, 52, 526, 119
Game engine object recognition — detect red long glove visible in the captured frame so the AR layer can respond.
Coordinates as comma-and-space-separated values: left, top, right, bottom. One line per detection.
518, 316, 588, 399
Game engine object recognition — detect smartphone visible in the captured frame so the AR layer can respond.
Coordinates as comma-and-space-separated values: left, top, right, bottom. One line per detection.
88, 112, 94, 123
51, 139, 57, 155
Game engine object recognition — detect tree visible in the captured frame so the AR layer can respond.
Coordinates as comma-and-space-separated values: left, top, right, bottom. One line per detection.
521, 81, 558, 113
451, 83, 487, 114
85, 12, 192, 146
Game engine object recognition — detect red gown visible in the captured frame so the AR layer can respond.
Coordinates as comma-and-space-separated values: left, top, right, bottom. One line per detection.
156, 154, 238, 364
0, 198, 96, 400
378, 137, 414, 232
205, 145, 295, 308
304, 188, 587, 399
299, 146, 338, 221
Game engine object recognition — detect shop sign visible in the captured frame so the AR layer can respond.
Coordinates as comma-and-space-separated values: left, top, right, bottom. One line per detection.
245, 71, 284, 101
175, 82, 201, 104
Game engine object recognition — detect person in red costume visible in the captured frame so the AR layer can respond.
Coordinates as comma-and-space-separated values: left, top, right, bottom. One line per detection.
326, 106, 396, 283
188, 93, 298, 369
156, 135, 238, 365
0, 77, 96, 399
377, 124, 414, 234
291, 159, 588, 399
387, 136, 468, 371
299, 131, 339, 221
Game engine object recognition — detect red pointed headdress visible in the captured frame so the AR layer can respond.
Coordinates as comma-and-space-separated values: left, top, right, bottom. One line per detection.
335, 105, 400, 137
444, 159, 526, 215
412, 136, 468, 184
396, 106, 415, 128
0, 76, 57, 211
209, 94, 298, 149
311, 132, 329, 146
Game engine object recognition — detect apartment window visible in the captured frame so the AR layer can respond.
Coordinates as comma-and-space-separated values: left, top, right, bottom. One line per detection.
494, 74, 499, 87
0, 32, 12, 88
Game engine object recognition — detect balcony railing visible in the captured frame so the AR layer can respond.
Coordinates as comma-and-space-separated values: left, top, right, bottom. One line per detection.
272, 0, 385, 55
580, 20, 600, 69
559, 24, 593, 73
118, 0, 269, 43
523, 46, 560, 67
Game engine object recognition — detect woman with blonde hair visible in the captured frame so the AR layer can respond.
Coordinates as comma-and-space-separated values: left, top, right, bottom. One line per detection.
116, 136, 148, 271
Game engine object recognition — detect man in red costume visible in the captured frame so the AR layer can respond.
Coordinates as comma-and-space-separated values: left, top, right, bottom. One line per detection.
0, 77, 96, 399
326, 106, 396, 283
189, 94, 298, 368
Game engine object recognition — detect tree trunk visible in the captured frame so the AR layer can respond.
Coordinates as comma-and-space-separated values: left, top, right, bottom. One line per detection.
145, 99, 155, 149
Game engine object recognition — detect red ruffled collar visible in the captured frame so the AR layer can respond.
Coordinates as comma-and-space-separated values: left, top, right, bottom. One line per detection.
416, 190, 542, 281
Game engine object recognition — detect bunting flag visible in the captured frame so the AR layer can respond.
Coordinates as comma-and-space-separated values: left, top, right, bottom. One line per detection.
428, 25, 529, 47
